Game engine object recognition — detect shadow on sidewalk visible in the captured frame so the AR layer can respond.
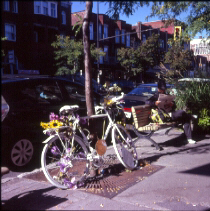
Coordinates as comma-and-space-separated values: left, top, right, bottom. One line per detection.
142, 142, 210, 167
179, 163, 210, 177
1, 186, 68, 210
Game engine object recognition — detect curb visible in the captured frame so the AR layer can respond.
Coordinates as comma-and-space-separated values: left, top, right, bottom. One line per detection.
17, 167, 43, 179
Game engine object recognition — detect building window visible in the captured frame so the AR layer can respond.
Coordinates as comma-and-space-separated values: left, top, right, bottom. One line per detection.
50, 3, 56, 17
160, 39, 164, 48
62, 11, 66, 24
142, 34, 146, 43
98, 24, 102, 40
34, 1, 41, 14
99, 50, 103, 64
61, 1, 69, 7
122, 29, 125, 44
5, 24, 16, 41
104, 24, 108, 39
89, 22, 93, 40
104, 46, 108, 61
34, 31, 38, 42
126, 33, 130, 47
12, 1, 18, 13
115, 29, 120, 43
4, 1, 10, 11
34, 1, 57, 17
43, 1, 48, 15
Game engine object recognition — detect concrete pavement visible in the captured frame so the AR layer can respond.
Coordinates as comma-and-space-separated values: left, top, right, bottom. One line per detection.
1, 129, 210, 210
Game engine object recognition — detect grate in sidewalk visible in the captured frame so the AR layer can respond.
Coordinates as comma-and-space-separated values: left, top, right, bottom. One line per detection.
79, 163, 164, 199
24, 161, 164, 199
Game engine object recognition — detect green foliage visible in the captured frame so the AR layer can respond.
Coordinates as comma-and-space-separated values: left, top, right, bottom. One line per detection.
164, 38, 194, 77
72, 14, 83, 37
175, 80, 210, 114
198, 108, 210, 132
117, 33, 164, 77
135, 33, 164, 71
1, 37, 7, 57
51, 35, 105, 75
175, 80, 210, 131
105, 1, 149, 20
147, 2, 210, 39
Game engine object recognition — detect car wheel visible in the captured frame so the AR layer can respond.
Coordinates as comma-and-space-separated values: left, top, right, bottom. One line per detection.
10, 138, 34, 168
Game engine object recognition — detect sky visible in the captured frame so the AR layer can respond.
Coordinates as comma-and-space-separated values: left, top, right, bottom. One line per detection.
71, 1, 205, 38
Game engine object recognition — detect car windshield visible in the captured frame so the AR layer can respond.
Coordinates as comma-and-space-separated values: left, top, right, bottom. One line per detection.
127, 86, 157, 96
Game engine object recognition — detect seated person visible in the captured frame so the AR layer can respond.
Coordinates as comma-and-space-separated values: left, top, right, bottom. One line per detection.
146, 79, 196, 144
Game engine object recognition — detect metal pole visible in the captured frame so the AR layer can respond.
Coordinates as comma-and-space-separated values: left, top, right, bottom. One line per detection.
97, 2, 100, 84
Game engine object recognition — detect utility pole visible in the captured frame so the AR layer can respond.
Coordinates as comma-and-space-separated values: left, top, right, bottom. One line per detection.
97, 1, 100, 84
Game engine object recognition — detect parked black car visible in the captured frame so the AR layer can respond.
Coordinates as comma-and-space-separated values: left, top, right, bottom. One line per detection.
1, 75, 102, 170
121, 83, 174, 120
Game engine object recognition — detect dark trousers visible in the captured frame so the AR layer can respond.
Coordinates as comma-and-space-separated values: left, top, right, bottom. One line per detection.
171, 110, 192, 139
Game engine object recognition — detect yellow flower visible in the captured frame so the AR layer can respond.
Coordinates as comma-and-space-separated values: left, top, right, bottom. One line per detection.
40, 122, 50, 129
49, 120, 63, 128
107, 100, 112, 105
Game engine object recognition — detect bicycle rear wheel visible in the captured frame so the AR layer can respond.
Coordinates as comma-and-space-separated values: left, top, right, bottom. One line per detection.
41, 133, 89, 189
112, 124, 138, 170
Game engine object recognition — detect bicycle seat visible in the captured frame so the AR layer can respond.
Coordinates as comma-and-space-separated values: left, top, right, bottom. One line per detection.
59, 105, 79, 115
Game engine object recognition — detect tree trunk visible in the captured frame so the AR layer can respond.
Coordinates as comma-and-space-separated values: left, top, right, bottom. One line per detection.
83, 1, 94, 116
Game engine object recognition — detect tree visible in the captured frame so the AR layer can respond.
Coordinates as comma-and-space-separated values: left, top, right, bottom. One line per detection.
159, 39, 194, 83
117, 47, 136, 78
80, 1, 151, 116
1, 37, 7, 57
51, 35, 105, 76
83, 2, 94, 116
164, 39, 194, 74
117, 33, 164, 80
135, 33, 164, 72
146, 2, 210, 39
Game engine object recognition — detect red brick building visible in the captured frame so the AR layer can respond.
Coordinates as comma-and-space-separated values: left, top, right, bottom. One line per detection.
1, 1, 72, 75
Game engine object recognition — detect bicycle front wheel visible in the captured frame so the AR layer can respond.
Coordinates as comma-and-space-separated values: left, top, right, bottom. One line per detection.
112, 124, 138, 170
41, 133, 89, 189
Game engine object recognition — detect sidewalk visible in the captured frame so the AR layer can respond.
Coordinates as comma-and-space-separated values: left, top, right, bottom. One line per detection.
2, 129, 210, 210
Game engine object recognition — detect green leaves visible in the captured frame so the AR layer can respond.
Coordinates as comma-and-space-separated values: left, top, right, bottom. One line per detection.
117, 33, 164, 78
72, 14, 83, 37
163, 38, 194, 78
148, 2, 210, 39
51, 36, 105, 75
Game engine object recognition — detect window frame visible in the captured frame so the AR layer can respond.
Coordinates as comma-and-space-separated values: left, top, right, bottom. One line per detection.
99, 50, 103, 64
115, 29, 120, 43
89, 22, 94, 40
34, 1, 57, 18
62, 11, 66, 25
4, 1, 10, 11
122, 29, 125, 44
50, 3, 56, 17
142, 34, 146, 43
126, 33, 130, 47
98, 24, 102, 40
5, 23, 16, 42
42, 1, 48, 15
104, 46, 108, 61
104, 24, 108, 39
34, 31, 38, 42
160, 39, 164, 48
12, 1, 18, 13
34, 1, 41, 14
